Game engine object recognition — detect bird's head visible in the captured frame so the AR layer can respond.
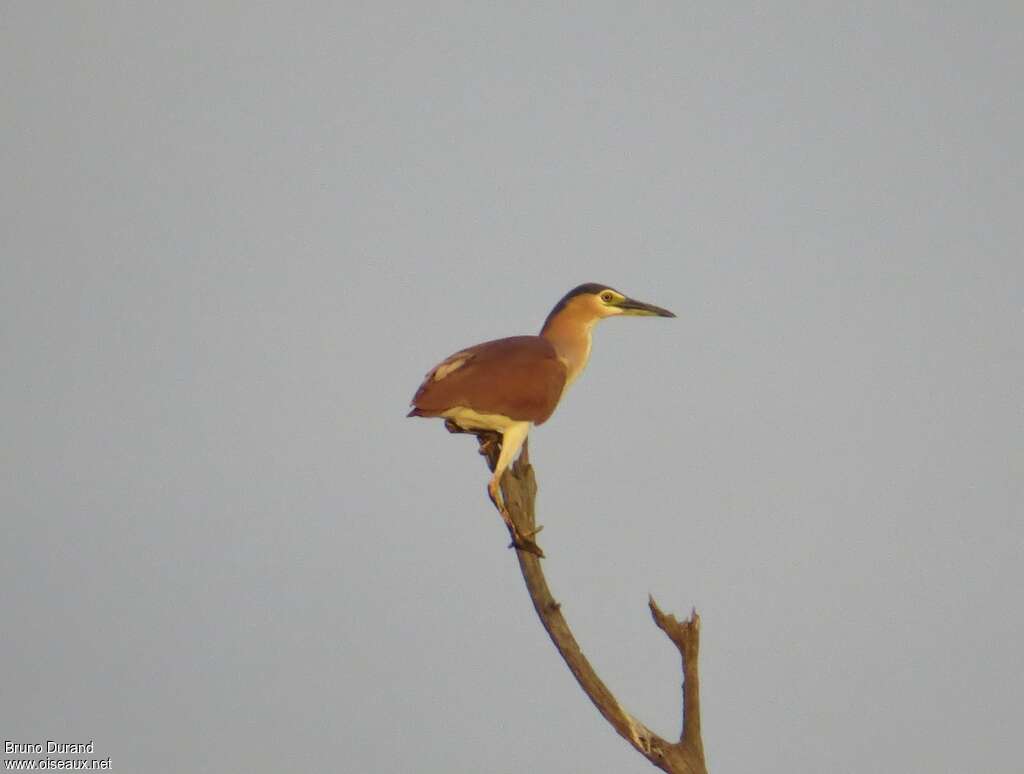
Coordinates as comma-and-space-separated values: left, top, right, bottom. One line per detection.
541, 283, 675, 332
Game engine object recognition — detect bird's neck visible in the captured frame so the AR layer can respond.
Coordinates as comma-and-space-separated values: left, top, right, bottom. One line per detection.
541, 315, 595, 389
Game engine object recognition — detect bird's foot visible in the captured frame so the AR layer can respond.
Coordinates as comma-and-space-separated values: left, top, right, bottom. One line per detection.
507, 523, 545, 558
488, 478, 543, 557
497, 505, 544, 558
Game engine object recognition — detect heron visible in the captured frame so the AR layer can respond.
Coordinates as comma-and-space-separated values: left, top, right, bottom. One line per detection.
408, 283, 675, 555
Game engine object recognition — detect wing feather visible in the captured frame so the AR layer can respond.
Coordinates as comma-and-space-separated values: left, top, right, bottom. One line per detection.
408, 336, 566, 424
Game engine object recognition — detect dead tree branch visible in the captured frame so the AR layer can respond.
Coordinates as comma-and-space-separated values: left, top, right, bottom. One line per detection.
470, 432, 708, 774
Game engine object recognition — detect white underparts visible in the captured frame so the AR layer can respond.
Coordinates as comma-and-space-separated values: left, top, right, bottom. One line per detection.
440, 406, 519, 433
440, 407, 532, 483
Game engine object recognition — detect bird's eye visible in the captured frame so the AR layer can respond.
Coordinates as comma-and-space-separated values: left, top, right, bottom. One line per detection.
601, 292, 614, 303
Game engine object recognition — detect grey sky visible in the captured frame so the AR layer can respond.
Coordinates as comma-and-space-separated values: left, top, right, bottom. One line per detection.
2, 4, 1021, 773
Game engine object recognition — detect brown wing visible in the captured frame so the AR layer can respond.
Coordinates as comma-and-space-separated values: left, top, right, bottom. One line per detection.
408, 336, 567, 424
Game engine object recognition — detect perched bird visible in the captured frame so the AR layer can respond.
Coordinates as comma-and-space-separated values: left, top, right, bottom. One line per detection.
408, 283, 675, 554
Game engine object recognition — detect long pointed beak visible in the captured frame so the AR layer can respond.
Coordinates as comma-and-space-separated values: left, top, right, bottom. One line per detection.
618, 296, 676, 318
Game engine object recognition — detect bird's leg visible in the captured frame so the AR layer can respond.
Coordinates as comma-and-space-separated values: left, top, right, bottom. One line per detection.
486, 422, 543, 558
448, 422, 542, 556
475, 431, 502, 471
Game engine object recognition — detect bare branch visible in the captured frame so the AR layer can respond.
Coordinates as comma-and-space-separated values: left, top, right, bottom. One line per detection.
649, 598, 705, 764
467, 432, 708, 773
